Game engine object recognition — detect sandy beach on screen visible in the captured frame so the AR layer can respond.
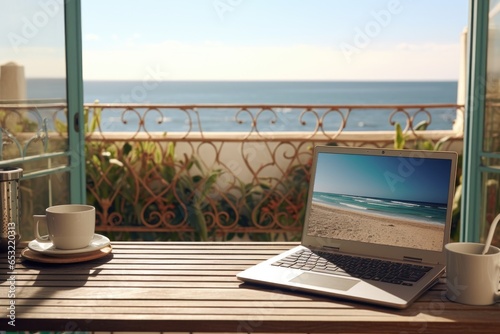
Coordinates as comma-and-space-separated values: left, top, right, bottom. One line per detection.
307, 202, 444, 251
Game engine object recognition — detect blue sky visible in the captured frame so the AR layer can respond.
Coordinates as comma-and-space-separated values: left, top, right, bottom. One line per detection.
80, 0, 469, 81
1, 0, 469, 80
313, 153, 452, 204
82, 0, 467, 46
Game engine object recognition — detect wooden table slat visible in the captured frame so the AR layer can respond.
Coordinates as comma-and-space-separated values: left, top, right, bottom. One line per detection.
1, 241, 498, 333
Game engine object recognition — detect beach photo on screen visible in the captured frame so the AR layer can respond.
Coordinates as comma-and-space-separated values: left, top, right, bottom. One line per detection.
306, 153, 451, 251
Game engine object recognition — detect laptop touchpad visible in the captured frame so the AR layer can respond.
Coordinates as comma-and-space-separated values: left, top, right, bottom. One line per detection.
290, 272, 359, 291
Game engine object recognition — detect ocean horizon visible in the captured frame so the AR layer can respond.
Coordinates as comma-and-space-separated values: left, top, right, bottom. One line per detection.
26, 79, 459, 132
312, 191, 447, 226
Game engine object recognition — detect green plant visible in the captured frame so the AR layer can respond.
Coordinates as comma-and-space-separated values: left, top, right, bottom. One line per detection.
173, 154, 222, 241
393, 121, 451, 151
86, 138, 224, 241
237, 156, 311, 241
86, 142, 134, 228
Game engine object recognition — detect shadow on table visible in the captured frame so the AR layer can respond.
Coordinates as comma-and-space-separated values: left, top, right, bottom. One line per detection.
238, 279, 465, 314
15, 251, 114, 327
22, 251, 114, 287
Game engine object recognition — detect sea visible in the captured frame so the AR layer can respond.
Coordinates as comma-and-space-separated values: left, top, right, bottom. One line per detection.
27, 80, 459, 132
312, 191, 447, 225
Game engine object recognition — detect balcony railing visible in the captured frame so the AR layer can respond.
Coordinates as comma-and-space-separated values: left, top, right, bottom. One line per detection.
0, 102, 465, 241
82, 103, 464, 241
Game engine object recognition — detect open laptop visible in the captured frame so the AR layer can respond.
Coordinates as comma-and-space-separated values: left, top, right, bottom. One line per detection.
237, 145, 457, 309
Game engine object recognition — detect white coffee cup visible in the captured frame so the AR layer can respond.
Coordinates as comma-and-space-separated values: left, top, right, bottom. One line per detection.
33, 204, 96, 250
445, 242, 500, 305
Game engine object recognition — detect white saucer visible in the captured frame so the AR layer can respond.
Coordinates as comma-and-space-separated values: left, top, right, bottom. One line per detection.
28, 234, 111, 257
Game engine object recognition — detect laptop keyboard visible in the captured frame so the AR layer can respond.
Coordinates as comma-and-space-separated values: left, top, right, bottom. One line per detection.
271, 249, 432, 286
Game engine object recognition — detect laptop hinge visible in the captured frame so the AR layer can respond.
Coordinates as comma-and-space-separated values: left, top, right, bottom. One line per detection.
321, 246, 341, 252
403, 256, 423, 263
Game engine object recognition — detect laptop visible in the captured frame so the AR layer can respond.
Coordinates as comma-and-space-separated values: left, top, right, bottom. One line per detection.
237, 145, 457, 309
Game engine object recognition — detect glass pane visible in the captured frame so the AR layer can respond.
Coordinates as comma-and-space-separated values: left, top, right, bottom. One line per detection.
484, 0, 500, 153
0, 0, 70, 241
481, 171, 500, 247
480, 0, 500, 246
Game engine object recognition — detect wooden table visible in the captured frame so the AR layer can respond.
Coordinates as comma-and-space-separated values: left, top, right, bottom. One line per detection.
1, 242, 499, 333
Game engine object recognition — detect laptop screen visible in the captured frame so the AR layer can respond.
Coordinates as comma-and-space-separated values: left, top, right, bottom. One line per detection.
305, 150, 454, 252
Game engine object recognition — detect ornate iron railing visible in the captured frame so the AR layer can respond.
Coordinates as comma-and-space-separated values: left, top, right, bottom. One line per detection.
0, 102, 465, 241
82, 103, 464, 241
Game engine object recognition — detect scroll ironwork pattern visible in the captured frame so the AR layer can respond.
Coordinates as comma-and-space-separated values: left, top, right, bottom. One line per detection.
83, 103, 464, 241
0, 102, 464, 241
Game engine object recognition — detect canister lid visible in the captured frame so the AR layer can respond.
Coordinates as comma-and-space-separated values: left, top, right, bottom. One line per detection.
0, 167, 23, 181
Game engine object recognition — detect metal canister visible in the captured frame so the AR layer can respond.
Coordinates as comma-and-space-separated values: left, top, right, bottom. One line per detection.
0, 167, 23, 252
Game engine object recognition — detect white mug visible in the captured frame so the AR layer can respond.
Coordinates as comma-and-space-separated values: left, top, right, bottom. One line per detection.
33, 204, 96, 250
445, 242, 500, 305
